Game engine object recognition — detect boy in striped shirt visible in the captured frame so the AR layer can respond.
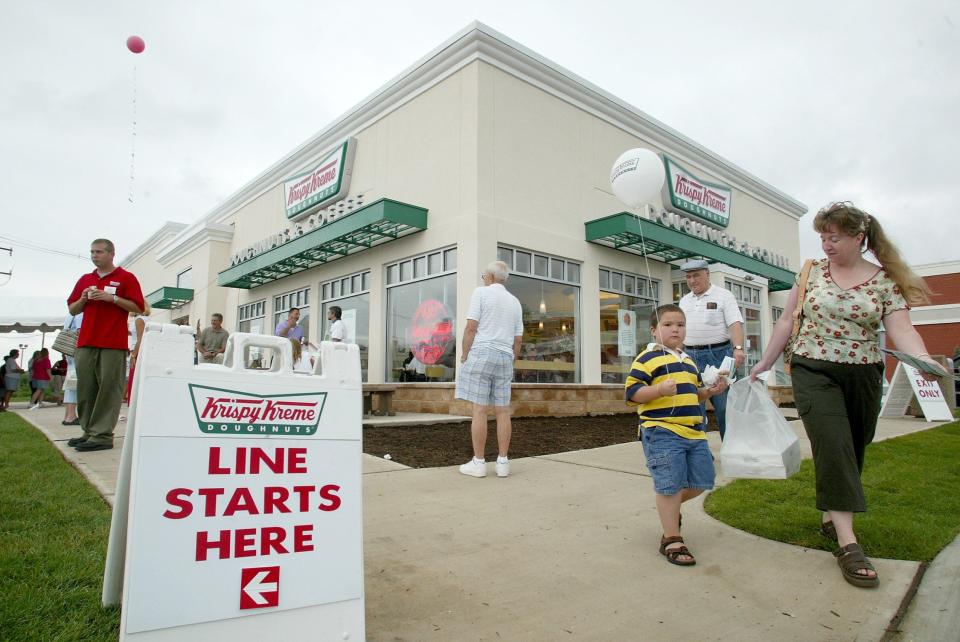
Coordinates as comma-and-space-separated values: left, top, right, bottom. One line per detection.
625, 304, 728, 566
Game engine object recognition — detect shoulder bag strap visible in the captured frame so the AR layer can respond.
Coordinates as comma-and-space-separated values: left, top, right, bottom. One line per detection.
790, 259, 815, 338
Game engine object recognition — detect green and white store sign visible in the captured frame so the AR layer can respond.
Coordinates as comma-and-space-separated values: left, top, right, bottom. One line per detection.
663, 156, 732, 228
283, 138, 356, 221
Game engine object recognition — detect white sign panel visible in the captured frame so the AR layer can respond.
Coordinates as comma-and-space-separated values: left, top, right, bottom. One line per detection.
342, 308, 357, 345
617, 309, 636, 358
880, 362, 953, 422
111, 330, 364, 640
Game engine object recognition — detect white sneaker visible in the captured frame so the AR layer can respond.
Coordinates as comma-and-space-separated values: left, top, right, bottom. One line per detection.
496, 460, 510, 478
459, 459, 487, 478
29, 403, 41, 410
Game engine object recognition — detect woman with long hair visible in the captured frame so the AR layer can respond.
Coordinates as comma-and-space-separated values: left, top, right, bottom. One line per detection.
750, 202, 945, 589
124, 302, 151, 405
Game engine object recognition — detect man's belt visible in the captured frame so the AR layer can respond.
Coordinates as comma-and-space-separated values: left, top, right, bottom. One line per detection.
685, 340, 730, 350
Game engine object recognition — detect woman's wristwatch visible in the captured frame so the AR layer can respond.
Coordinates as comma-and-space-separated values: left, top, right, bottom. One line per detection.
734, 345, 743, 350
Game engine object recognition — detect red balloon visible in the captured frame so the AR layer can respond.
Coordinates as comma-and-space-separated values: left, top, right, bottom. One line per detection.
126, 36, 145, 54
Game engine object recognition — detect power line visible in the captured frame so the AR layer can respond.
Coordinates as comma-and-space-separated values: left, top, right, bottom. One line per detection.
0, 235, 88, 261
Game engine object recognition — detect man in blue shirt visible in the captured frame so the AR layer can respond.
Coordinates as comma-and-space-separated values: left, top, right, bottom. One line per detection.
275, 307, 304, 343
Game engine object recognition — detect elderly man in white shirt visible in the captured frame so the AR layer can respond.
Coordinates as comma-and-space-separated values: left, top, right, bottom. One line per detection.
678, 259, 745, 440
456, 260, 524, 478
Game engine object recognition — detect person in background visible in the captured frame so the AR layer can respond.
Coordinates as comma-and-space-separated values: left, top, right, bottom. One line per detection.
456, 260, 524, 479
750, 202, 946, 589
327, 306, 346, 343
50, 354, 68, 404
29, 348, 52, 409
275, 307, 303, 343
61, 312, 83, 426
27, 350, 40, 396
196, 313, 229, 364
290, 338, 314, 373
2, 349, 25, 411
125, 303, 151, 404
677, 259, 745, 440
67, 238, 144, 452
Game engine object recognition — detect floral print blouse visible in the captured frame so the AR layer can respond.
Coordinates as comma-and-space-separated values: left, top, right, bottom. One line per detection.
791, 259, 908, 365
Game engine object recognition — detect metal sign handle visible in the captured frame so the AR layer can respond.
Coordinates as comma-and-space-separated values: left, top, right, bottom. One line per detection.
222, 333, 294, 374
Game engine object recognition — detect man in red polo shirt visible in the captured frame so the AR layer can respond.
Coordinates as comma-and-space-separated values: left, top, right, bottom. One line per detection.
67, 239, 144, 451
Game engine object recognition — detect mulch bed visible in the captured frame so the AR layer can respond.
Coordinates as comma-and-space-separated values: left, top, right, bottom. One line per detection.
362, 412, 720, 468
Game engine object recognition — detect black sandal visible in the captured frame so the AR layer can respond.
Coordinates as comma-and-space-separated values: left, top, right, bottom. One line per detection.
659, 535, 696, 566
834, 543, 879, 588
819, 519, 838, 542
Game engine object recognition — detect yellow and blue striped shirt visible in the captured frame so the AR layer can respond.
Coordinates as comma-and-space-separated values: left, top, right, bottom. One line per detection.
625, 344, 705, 440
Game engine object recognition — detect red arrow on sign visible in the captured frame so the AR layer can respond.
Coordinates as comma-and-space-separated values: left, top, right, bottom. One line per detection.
240, 566, 280, 610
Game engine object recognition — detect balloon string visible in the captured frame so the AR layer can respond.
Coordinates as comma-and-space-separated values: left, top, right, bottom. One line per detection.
128, 64, 137, 204
632, 205, 678, 413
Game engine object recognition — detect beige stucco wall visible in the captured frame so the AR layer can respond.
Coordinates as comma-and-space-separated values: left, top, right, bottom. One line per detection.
470, 63, 800, 381
220, 63, 482, 381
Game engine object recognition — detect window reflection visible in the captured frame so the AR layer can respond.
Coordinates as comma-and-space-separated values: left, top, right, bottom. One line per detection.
507, 275, 579, 383
322, 294, 369, 381
599, 293, 654, 384
386, 274, 457, 382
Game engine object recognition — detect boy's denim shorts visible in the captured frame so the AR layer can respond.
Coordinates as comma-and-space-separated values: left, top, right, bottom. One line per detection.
640, 427, 715, 496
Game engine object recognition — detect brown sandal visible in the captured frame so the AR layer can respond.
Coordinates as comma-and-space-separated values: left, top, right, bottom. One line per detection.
834, 543, 879, 588
819, 520, 838, 542
659, 535, 696, 566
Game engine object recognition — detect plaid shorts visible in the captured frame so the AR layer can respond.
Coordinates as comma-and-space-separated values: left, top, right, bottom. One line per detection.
455, 345, 514, 406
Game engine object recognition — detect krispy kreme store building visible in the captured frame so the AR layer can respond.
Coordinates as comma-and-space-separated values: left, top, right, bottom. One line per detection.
124, 23, 805, 416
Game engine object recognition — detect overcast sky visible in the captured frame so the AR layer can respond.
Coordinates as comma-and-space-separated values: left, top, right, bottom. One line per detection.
2, 0, 958, 322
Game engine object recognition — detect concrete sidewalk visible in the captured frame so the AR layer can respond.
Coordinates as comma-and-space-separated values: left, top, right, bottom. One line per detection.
13, 403, 956, 641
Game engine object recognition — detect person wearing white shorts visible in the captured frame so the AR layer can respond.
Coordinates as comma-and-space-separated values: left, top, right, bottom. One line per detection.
455, 260, 523, 478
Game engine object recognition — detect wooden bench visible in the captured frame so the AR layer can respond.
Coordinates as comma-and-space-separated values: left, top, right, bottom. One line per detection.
363, 384, 397, 417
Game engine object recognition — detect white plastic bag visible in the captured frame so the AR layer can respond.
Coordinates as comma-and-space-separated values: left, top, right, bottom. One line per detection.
720, 378, 801, 479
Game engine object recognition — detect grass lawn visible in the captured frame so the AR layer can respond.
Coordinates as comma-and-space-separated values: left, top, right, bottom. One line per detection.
704, 419, 960, 562
0, 412, 120, 641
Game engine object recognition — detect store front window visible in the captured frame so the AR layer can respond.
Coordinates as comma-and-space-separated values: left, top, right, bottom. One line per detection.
498, 246, 581, 383
176, 267, 193, 289
238, 300, 266, 335
273, 287, 310, 344
725, 279, 763, 369
237, 300, 266, 367
321, 270, 370, 381
599, 268, 660, 384
386, 248, 458, 383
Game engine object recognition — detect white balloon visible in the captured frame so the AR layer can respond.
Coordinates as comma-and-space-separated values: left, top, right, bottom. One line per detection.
610, 148, 665, 208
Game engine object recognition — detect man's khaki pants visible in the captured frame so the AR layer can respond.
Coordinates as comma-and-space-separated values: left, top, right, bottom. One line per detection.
75, 347, 126, 446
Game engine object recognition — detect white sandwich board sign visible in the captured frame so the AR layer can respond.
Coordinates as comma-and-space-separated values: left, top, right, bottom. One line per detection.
880, 362, 952, 422
104, 326, 364, 640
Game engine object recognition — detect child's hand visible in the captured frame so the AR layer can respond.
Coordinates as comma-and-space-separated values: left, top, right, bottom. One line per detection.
657, 379, 677, 397
709, 379, 729, 396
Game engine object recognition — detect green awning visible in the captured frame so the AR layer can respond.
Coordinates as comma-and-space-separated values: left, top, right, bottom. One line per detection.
218, 198, 428, 289
585, 212, 795, 291
145, 286, 194, 309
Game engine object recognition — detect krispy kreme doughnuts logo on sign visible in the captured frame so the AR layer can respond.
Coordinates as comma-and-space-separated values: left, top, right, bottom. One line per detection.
189, 384, 327, 436
284, 138, 356, 222
663, 156, 732, 229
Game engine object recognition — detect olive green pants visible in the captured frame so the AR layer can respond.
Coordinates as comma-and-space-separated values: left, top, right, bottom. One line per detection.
75, 347, 127, 446
791, 356, 884, 513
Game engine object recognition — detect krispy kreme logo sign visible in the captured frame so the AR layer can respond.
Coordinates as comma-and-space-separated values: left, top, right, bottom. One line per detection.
664, 157, 732, 228
189, 384, 326, 436
283, 138, 356, 221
